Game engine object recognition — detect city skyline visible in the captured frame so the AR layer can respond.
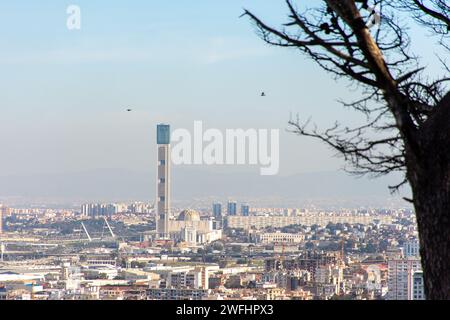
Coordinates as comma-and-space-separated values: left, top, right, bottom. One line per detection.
0, 0, 448, 302
0, 114, 426, 301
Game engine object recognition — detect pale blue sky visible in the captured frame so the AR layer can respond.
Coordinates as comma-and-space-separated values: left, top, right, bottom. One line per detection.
0, 1, 444, 178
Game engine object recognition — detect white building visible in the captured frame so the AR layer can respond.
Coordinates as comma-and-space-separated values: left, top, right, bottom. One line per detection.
159, 209, 222, 244
315, 265, 344, 296
365, 265, 382, 291
409, 270, 425, 300
256, 231, 305, 244
387, 258, 422, 300
167, 267, 209, 290
226, 215, 392, 230
183, 227, 197, 245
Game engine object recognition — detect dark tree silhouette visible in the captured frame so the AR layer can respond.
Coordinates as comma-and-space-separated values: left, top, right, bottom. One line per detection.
242, 0, 449, 299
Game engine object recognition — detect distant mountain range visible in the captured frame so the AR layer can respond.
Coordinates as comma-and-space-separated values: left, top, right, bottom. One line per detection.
0, 168, 411, 208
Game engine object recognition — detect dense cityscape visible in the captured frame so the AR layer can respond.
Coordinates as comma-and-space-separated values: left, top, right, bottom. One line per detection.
0, 125, 424, 301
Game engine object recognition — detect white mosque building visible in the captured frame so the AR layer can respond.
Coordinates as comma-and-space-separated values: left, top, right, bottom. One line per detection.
157, 209, 222, 245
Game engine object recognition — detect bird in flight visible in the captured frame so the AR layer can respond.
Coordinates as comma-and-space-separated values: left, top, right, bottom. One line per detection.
126, 108, 133, 112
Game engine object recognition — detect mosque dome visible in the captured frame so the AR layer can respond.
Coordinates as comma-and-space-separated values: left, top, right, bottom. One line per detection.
177, 209, 200, 222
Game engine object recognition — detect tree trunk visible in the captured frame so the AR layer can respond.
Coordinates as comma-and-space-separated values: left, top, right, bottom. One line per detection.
408, 92, 450, 300
413, 187, 450, 299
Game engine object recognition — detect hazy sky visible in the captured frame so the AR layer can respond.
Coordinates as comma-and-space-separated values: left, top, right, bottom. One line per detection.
0, 1, 444, 179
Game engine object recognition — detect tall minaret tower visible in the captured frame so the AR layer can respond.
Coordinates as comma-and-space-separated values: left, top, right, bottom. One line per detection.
156, 124, 171, 238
